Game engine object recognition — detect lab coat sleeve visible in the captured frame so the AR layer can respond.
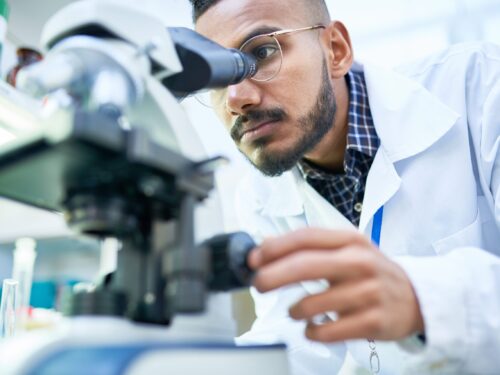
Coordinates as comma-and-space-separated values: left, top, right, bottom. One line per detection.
233, 175, 348, 375
393, 49, 500, 374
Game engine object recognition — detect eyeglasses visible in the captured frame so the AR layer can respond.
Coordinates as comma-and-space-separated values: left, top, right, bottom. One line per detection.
240, 25, 325, 82
195, 25, 325, 108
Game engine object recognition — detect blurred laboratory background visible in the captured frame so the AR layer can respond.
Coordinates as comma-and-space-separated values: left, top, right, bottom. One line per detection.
0, 0, 499, 333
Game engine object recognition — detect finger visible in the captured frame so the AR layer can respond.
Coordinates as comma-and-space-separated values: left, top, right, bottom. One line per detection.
248, 248, 262, 270
253, 248, 376, 292
305, 308, 385, 342
289, 280, 380, 320
256, 228, 371, 267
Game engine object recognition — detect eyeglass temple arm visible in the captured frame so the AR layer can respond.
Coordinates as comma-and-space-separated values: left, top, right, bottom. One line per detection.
269, 25, 326, 38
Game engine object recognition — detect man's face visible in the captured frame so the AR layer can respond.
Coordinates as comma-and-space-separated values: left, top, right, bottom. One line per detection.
196, 0, 337, 176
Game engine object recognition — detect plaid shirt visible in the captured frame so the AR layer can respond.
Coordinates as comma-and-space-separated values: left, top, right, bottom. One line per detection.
298, 70, 380, 226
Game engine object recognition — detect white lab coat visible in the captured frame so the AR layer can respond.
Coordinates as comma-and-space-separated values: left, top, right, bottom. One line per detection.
234, 43, 500, 375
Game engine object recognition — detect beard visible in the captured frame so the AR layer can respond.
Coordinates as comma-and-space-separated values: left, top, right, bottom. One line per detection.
231, 60, 337, 177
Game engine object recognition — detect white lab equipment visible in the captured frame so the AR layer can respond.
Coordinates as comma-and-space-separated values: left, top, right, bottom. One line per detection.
98, 237, 119, 278
0, 1, 289, 374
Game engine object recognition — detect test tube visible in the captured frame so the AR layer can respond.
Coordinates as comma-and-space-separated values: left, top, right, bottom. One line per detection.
12, 238, 37, 330
0, 279, 18, 338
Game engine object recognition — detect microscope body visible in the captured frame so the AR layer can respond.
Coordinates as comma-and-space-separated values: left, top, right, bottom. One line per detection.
0, 1, 289, 374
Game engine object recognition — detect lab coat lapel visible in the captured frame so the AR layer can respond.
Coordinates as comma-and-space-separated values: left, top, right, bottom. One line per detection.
291, 168, 358, 297
358, 148, 401, 234
362, 63, 460, 163
292, 168, 356, 231
358, 63, 461, 235
258, 171, 304, 217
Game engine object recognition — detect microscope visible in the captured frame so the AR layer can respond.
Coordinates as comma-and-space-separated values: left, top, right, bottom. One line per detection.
0, 1, 289, 374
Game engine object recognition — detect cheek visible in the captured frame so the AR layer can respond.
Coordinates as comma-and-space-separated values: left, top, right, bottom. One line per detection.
271, 55, 323, 114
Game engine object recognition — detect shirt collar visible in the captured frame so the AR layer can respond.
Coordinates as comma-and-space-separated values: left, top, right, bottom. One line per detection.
298, 70, 378, 178
345, 70, 379, 157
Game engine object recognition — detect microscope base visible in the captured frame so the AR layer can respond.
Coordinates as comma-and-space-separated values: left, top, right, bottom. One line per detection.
0, 317, 290, 375
29, 343, 288, 375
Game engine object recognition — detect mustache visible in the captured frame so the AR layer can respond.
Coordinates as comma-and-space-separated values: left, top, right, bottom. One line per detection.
230, 108, 286, 141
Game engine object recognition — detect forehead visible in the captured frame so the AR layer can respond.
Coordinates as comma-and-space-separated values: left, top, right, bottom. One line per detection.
196, 0, 308, 48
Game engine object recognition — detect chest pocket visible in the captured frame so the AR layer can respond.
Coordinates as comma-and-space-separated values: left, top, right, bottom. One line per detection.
432, 196, 495, 254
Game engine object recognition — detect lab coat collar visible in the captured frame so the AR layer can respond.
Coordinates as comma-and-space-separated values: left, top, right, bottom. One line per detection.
361, 62, 460, 162
357, 62, 461, 232
258, 170, 305, 217
257, 63, 460, 219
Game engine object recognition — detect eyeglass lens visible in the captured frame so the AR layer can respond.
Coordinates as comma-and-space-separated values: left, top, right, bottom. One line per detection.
195, 35, 284, 108
240, 35, 283, 82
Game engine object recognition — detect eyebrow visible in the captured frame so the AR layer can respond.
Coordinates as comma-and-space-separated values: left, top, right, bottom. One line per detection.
237, 26, 282, 48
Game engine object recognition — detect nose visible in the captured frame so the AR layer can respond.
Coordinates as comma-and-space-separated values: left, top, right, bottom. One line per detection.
225, 80, 262, 115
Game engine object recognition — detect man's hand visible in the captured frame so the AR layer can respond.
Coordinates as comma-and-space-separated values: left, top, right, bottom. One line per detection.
248, 228, 425, 343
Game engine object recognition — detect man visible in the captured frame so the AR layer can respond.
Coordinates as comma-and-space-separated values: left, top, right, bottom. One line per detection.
189, 0, 500, 374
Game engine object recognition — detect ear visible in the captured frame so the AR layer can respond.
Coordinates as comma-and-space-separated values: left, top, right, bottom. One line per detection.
321, 21, 354, 79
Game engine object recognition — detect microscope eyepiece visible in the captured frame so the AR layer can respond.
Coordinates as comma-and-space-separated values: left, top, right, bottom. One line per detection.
228, 49, 258, 84
163, 27, 258, 99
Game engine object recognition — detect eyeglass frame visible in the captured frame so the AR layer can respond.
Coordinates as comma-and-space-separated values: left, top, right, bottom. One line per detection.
196, 24, 326, 108
239, 24, 326, 82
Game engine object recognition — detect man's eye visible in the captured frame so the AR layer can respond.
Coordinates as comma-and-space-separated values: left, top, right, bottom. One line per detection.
252, 45, 278, 60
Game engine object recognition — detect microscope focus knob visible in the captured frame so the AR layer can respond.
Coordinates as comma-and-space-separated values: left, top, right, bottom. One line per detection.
204, 232, 256, 292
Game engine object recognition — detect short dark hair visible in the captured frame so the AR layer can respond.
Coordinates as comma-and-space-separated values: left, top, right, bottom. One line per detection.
188, 0, 330, 23
188, 0, 219, 22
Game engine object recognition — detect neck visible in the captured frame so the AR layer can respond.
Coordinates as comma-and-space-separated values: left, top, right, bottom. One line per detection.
303, 76, 349, 173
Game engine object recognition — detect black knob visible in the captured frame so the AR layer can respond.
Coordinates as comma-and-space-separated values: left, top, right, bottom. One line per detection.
204, 232, 256, 291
